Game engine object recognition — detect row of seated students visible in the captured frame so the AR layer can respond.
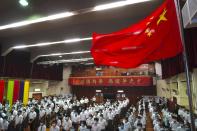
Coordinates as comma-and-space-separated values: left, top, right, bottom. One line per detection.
0, 95, 130, 131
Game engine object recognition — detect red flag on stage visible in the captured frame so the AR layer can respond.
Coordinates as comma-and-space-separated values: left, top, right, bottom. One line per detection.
91, 0, 183, 68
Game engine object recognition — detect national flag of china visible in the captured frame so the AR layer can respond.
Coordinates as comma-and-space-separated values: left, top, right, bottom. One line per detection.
91, 0, 183, 68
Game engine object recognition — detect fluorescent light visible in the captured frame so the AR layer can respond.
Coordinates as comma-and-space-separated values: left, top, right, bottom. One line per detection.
96, 90, 102, 92
38, 57, 93, 64
117, 90, 124, 93
0, 12, 74, 30
85, 62, 94, 65
59, 56, 62, 58
35, 88, 41, 92
93, 0, 151, 11
31, 51, 91, 62
0, 0, 152, 31
19, 0, 29, 7
64, 37, 92, 43
13, 37, 92, 49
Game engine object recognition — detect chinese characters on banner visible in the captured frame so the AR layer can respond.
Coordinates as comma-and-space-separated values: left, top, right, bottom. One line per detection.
69, 76, 153, 87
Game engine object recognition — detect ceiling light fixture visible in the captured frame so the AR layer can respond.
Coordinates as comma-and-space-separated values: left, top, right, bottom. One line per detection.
32, 51, 91, 62
0, 0, 152, 31
0, 12, 75, 30
13, 37, 92, 49
38, 57, 93, 64
19, 0, 29, 7
93, 0, 151, 11
64, 37, 92, 43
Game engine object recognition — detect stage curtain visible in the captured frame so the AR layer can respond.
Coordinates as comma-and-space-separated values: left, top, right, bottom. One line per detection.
161, 28, 197, 79
7, 80, 14, 106
19, 81, 24, 102
0, 80, 5, 103
23, 81, 30, 106
13, 80, 20, 103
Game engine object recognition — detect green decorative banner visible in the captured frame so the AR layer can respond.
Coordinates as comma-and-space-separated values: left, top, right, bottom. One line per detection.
7, 80, 14, 106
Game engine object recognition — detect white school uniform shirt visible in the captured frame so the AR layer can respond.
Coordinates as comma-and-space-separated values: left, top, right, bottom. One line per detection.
124, 122, 131, 131
46, 108, 52, 115
23, 111, 28, 119
107, 111, 114, 120
15, 114, 23, 125
91, 123, 101, 131
38, 125, 46, 131
84, 98, 89, 104
50, 125, 60, 131
99, 118, 107, 130
86, 118, 93, 126
29, 111, 37, 120
55, 106, 59, 113
80, 112, 86, 121
62, 119, 72, 131
40, 109, 46, 118
72, 115, 80, 123
0, 118, 3, 129
80, 99, 85, 104
2, 120, 9, 130
57, 119, 62, 127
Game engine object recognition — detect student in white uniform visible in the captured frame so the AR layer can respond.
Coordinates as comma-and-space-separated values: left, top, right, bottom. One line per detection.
91, 118, 101, 131
98, 114, 107, 131
78, 121, 89, 131
62, 117, 72, 131
50, 121, 60, 131
86, 115, 94, 129
38, 122, 46, 131
15, 110, 23, 130
123, 118, 131, 131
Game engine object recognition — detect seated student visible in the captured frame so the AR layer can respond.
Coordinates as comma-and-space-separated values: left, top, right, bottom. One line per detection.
50, 121, 60, 131
78, 121, 89, 131
38, 122, 46, 131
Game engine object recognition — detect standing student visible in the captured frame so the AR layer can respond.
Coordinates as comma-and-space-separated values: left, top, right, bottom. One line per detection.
38, 122, 46, 131
50, 121, 60, 131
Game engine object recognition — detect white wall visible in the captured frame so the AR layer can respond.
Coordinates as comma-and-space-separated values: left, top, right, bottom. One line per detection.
157, 69, 197, 113
29, 81, 48, 98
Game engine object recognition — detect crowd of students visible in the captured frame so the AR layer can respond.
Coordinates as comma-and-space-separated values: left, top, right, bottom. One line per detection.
0, 95, 130, 131
1, 95, 197, 131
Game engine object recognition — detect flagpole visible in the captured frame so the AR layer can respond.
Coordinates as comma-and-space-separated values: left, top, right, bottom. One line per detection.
174, 0, 195, 130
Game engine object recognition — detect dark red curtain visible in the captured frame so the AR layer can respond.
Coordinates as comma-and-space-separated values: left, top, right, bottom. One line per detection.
161, 27, 197, 79
32, 63, 63, 81
0, 50, 63, 81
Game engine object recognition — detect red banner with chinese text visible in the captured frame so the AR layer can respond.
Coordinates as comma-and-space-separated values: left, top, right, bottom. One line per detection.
69, 76, 153, 87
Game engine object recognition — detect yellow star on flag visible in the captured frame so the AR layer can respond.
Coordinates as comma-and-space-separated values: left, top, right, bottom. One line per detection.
145, 28, 155, 37
157, 8, 167, 25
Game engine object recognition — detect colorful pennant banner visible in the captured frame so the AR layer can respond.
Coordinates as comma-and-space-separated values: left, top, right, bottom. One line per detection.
23, 81, 30, 105
7, 80, 14, 106
0, 80, 5, 103
13, 80, 20, 103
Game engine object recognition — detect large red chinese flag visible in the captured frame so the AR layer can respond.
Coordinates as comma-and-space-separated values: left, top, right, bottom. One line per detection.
91, 0, 183, 68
